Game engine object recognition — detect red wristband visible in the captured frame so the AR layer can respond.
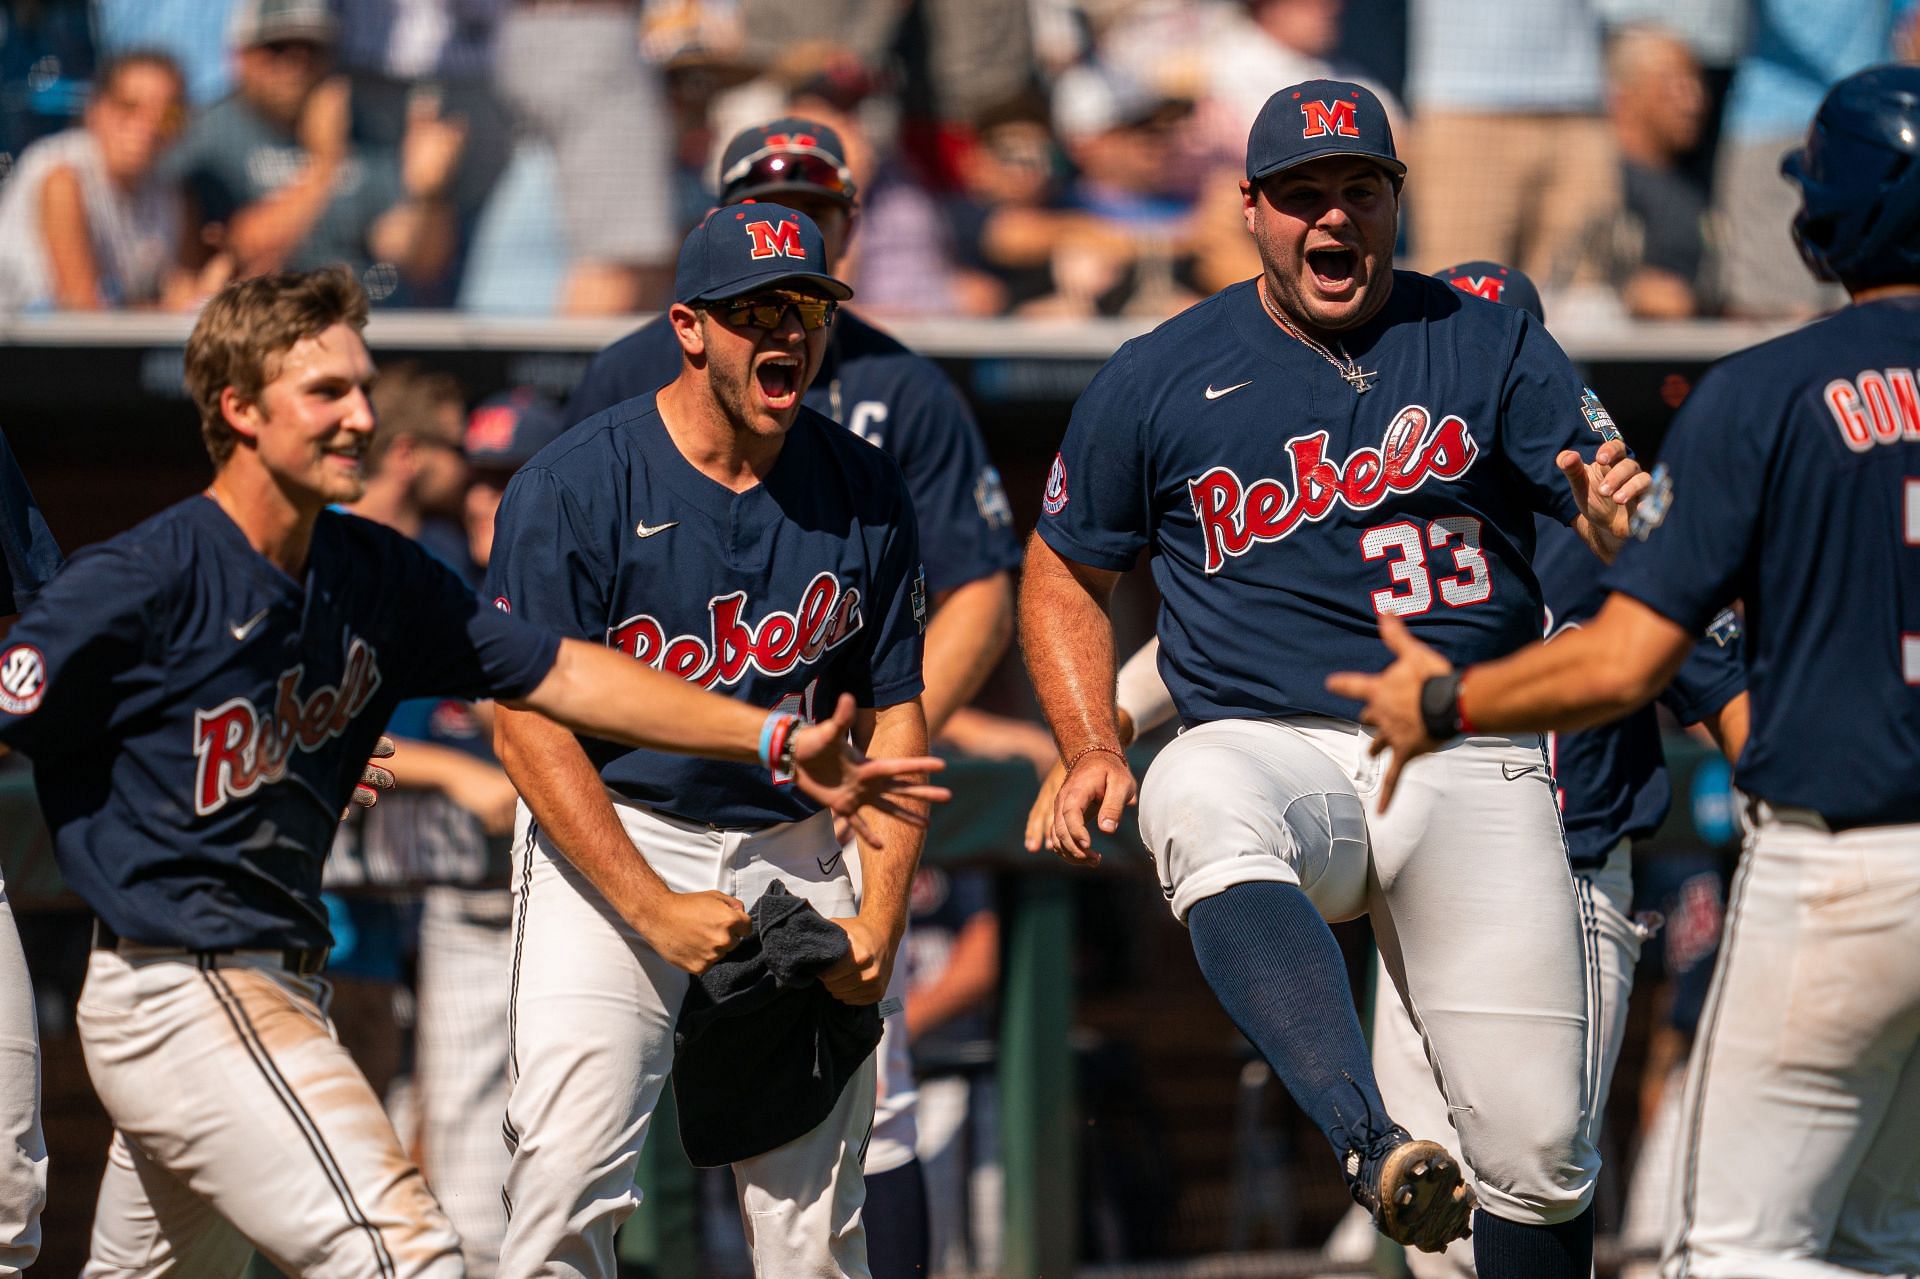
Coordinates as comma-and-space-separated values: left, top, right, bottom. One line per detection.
1455, 670, 1478, 735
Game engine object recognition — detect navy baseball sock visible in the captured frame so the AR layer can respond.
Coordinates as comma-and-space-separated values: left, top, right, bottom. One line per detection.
863, 1158, 931, 1278
1187, 882, 1398, 1160
1472, 1205, 1593, 1279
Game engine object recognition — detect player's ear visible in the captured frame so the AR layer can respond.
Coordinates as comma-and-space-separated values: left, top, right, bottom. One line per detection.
668, 302, 706, 359
218, 385, 264, 440
1240, 179, 1257, 234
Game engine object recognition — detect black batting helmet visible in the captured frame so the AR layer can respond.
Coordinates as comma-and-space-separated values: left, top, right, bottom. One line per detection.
1781, 65, 1920, 289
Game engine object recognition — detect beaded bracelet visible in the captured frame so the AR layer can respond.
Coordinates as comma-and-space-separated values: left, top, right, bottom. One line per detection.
1066, 742, 1127, 773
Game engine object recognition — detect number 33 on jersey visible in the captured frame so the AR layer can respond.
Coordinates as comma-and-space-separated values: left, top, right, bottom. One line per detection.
1037, 274, 1608, 726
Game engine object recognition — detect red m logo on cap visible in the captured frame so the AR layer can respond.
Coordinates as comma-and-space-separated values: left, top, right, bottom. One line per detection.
1300, 99, 1360, 139
1449, 274, 1504, 302
746, 220, 807, 260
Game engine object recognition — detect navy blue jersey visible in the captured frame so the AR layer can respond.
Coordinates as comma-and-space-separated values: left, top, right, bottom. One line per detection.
1040, 274, 1601, 723
485, 397, 926, 827
0, 498, 559, 951
1605, 297, 1920, 829
1534, 514, 1745, 867
566, 310, 1019, 595
0, 428, 62, 614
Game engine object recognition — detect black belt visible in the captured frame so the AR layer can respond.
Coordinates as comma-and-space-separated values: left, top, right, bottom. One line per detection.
91, 920, 331, 978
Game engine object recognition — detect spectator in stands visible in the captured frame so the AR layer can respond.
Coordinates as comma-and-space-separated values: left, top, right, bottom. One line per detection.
337, 0, 515, 305
1406, 0, 1619, 284
0, 51, 225, 312
1711, 0, 1898, 318
92, 0, 241, 106
166, 0, 467, 292
1605, 25, 1714, 318
943, 94, 1065, 315
488, 0, 676, 314
1019, 62, 1201, 320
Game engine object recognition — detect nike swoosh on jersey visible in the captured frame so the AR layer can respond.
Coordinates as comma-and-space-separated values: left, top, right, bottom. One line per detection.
1204, 380, 1253, 400
817, 850, 845, 876
1500, 762, 1542, 781
635, 520, 679, 539
228, 608, 270, 642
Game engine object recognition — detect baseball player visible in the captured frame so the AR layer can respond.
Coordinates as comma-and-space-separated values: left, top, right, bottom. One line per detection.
1366, 262, 1748, 1279
1024, 261, 1750, 1275
565, 115, 1024, 1277
0, 266, 942, 1278
487, 203, 931, 1279
1333, 65, 1920, 1279
0, 426, 59, 1276
1023, 81, 1648, 1275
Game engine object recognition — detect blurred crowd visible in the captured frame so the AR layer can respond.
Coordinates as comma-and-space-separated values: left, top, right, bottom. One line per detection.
0, 0, 1915, 322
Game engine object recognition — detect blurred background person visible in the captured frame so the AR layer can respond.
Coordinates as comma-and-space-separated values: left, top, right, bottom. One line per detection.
1604, 24, 1715, 318
1018, 61, 1201, 319
1710, 0, 1900, 318
941, 92, 1065, 316
165, 0, 467, 295
484, 0, 675, 314
0, 50, 223, 312
91, 0, 242, 107
1406, 0, 1618, 287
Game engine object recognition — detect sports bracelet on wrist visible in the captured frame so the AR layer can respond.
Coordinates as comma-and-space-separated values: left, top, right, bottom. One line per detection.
1066, 742, 1127, 772
758, 711, 798, 770
1418, 672, 1466, 742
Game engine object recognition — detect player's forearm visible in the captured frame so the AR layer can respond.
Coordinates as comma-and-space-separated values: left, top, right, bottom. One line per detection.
904, 913, 999, 1041
494, 703, 674, 921
920, 571, 1013, 734
1702, 692, 1751, 764
852, 702, 931, 946
226, 159, 340, 273
1460, 597, 1691, 736
517, 639, 766, 764
1019, 534, 1123, 755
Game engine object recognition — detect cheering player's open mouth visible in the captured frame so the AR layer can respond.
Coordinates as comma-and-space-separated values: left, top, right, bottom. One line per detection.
1306, 244, 1360, 297
754, 354, 803, 410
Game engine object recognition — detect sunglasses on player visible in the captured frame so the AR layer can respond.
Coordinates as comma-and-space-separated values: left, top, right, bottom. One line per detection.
720, 149, 856, 203
704, 292, 838, 332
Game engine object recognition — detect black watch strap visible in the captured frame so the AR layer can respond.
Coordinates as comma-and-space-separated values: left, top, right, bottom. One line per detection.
1419, 671, 1465, 742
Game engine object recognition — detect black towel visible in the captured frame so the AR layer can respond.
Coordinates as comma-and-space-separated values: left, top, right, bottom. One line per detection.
672, 881, 883, 1166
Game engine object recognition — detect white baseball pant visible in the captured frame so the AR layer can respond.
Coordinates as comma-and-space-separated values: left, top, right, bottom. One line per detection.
498, 800, 875, 1279
1665, 807, 1920, 1279
414, 885, 515, 1279
0, 873, 43, 1275
77, 946, 463, 1278
1137, 715, 1600, 1225
1372, 841, 1646, 1277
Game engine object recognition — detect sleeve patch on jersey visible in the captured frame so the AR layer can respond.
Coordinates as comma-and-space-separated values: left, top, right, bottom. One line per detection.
1630, 463, 1672, 541
1580, 387, 1622, 444
975, 466, 1014, 529
492, 596, 511, 613
1042, 454, 1068, 516
912, 568, 928, 633
0, 645, 45, 714
1705, 608, 1741, 648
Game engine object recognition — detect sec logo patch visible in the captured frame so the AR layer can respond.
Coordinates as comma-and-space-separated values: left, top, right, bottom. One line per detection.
0, 645, 47, 714
1042, 454, 1068, 515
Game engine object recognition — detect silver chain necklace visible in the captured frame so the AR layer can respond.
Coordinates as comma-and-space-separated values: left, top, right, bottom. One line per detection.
1259, 278, 1377, 394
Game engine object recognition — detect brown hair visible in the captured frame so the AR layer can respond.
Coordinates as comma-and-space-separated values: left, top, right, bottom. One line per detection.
367, 361, 465, 471
90, 49, 187, 106
185, 267, 370, 467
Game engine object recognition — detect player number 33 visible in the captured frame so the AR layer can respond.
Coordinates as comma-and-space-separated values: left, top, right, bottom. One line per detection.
1360, 515, 1492, 617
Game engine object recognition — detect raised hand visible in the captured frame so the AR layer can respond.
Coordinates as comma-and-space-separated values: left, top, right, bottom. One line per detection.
1560, 437, 1651, 562
789, 693, 951, 847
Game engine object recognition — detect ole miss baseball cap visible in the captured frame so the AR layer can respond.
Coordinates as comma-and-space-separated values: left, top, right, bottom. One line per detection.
674, 202, 854, 304
718, 117, 858, 206
1434, 260, 1546, 324
1246, 79, 1405, 183
465, 389, 567, 474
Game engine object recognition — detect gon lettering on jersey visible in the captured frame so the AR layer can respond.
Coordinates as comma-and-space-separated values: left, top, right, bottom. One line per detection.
1190, 404, 1480, 574
192, 638, 384, 816
608, 571, 863, 688
1823, 368, 1920, 452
